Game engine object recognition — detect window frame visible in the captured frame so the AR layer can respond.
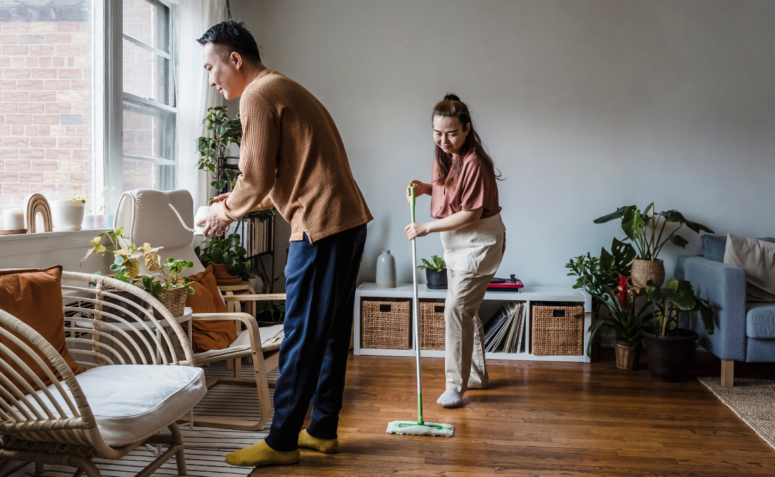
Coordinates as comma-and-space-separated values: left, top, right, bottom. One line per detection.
96, 0, 179, 213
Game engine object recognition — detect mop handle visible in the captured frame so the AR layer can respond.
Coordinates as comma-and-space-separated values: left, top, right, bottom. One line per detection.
409, 184, 424, 425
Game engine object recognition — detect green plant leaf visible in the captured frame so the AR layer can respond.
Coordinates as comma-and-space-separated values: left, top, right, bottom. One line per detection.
622, 207, 645, 241
668, 234, 689, 248
593, 206, 632, 224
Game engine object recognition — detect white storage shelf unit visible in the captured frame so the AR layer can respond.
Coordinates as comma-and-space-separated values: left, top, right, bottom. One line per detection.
354, 283, 592, 363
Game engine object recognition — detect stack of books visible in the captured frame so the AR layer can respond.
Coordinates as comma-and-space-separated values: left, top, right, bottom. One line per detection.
483, 302, 526, 353
227, 215, 273, 257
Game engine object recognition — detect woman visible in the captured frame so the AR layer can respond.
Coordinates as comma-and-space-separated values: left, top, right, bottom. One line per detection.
406, 94, 506, 408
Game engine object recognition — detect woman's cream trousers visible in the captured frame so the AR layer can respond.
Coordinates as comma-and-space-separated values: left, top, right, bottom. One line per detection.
440, 214, 505, 393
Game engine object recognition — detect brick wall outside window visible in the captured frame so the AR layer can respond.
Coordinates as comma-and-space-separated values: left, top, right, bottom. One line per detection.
0, 19, 93, 213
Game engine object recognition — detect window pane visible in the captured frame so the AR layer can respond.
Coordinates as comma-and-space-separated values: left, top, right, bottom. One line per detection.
0, 0, 95, 216
123, 0, 169, 52
122, 38, 169, 104
122, 159, 174, 192
122, 101, 175, 190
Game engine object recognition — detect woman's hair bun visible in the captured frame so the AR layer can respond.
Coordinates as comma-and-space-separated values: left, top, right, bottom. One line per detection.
444, 93, 460, 102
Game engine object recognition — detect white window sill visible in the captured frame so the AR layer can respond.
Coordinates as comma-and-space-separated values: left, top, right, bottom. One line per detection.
0, 229, 111, 259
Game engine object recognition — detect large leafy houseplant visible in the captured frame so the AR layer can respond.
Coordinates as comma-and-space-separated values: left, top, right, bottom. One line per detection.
197, 106, 242, 193
641, 278, 715, 382
195, 233, 250, 281
588, 276, 652, 364
643, 278, 714, 337
594, 203, 714, 261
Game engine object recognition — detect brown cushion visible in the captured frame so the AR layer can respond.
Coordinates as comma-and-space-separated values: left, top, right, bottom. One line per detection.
185, 265, 237, 353
0, 266, 85, 392
724, 234, 775, 302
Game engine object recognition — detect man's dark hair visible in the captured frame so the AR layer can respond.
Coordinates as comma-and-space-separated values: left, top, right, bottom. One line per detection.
197, 19, 261, 63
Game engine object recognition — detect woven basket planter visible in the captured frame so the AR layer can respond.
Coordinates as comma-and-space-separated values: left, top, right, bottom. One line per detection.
153, 287, 188, 320
614, 342, 641, 370
419, 301, 445, 350
361, 299, 411, 349
531, 303, 584, 356
631, 259, 665, 288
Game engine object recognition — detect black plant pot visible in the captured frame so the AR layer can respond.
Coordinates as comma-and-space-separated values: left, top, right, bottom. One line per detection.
426, 269, 448, 290
643, 328, 699, 382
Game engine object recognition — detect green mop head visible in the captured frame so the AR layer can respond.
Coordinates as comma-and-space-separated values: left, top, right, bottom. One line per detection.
386, 420, 454, 437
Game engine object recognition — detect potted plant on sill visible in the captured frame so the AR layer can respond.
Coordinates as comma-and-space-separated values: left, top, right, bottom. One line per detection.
566, 238, 636, 357
195, 232, 249, 286
642, 278, 714, 382
418, 254, 447, 290
594, 203, 714, 287
138, 258, 196, 319
588, 275, 652, 370
51, 186, 88, 231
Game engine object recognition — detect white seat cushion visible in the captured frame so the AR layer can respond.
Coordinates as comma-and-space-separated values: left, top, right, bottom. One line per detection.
194, 324, 284, 360
24, 365, 206, 447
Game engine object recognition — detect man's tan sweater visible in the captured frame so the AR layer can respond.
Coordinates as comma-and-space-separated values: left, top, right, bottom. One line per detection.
216, 69, 372, 242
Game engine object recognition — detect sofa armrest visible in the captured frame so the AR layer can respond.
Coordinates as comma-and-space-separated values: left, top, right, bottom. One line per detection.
675, 255, 747, 361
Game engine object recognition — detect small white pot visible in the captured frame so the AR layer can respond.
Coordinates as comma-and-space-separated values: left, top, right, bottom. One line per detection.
82, 214, 95, 229
93, 214, 107, 228
50, 200, 86, 231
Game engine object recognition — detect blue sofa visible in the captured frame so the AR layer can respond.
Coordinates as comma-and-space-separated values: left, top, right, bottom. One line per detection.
675, 235, 775, 387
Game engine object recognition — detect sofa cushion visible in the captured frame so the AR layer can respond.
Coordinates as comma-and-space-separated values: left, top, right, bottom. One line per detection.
0, 266, 85, 391
747, 303, 775, 339
724, 234, 775, 302
26, 365, 206, 447
702, 235, 775, 263
184, 265, 236, 353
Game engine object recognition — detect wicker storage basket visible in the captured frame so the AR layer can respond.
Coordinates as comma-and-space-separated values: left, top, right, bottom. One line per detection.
153, 287, 188, 320
361, 299, 411, 349
419, 301, 445, 350
531, 303, 584, 356
631, 258, 665, 288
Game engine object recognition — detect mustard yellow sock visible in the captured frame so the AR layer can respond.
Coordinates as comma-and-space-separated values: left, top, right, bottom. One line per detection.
298, 429, 339, 454
224, 440, 299, 467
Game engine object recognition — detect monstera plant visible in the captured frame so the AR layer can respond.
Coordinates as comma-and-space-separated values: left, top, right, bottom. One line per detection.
594, 203, 714, 287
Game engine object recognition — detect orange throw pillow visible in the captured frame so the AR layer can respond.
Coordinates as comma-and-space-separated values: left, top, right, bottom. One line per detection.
185, 265, 237, 353
0, 266, 85, 393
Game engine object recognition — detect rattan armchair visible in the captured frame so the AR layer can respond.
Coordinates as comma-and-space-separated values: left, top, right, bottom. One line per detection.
0, 272, 205, 477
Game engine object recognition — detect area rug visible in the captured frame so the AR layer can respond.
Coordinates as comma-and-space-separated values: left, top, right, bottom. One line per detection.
699, 376, 775, 452
22, 362, 277, 477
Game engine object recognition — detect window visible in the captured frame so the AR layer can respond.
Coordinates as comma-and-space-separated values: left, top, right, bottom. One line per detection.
0, 0, 96, 212
0, 0, 178, 218
121, 0, 177, 192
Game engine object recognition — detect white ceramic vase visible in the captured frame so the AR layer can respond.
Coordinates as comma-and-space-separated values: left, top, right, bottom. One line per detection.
376, 250, 396, 288
50, 200, 86, 231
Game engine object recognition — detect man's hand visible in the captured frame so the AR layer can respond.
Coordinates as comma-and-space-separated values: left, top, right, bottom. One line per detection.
197, 204, 230, 237
210, 192, 231, 203
405, 222, 430, 241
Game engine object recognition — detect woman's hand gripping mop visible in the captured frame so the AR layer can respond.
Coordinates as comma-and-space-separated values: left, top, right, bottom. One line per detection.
386, 184, 454, 438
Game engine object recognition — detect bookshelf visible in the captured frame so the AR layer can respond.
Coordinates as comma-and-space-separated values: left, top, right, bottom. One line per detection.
353, 283, 592, 363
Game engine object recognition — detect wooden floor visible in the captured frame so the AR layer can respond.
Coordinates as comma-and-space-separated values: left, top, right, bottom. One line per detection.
252, 351, 775, 476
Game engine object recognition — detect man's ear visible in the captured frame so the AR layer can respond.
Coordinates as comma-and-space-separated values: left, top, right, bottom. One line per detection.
230, 51, 243, 70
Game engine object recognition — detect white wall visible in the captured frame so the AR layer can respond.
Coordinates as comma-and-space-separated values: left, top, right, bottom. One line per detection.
228, 0, 775, 287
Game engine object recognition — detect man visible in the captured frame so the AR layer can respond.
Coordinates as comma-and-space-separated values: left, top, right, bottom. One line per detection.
196, 20, 372, 468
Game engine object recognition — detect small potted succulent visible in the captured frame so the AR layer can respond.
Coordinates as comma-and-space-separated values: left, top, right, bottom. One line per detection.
588, 275, 651, 370
51, 186, 88, 231
594, 203, 714, 287
642, 278, 714, 382
195, 233, 249, 286
418, 255, 447, 290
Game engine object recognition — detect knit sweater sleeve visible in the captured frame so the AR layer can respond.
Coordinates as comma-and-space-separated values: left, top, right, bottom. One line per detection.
217, 92, 279, 223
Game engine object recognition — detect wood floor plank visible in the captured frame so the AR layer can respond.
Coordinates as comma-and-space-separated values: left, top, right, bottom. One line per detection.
250, 350, 775, 476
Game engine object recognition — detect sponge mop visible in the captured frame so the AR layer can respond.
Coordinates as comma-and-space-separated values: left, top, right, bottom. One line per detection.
386, 184, 454, 438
